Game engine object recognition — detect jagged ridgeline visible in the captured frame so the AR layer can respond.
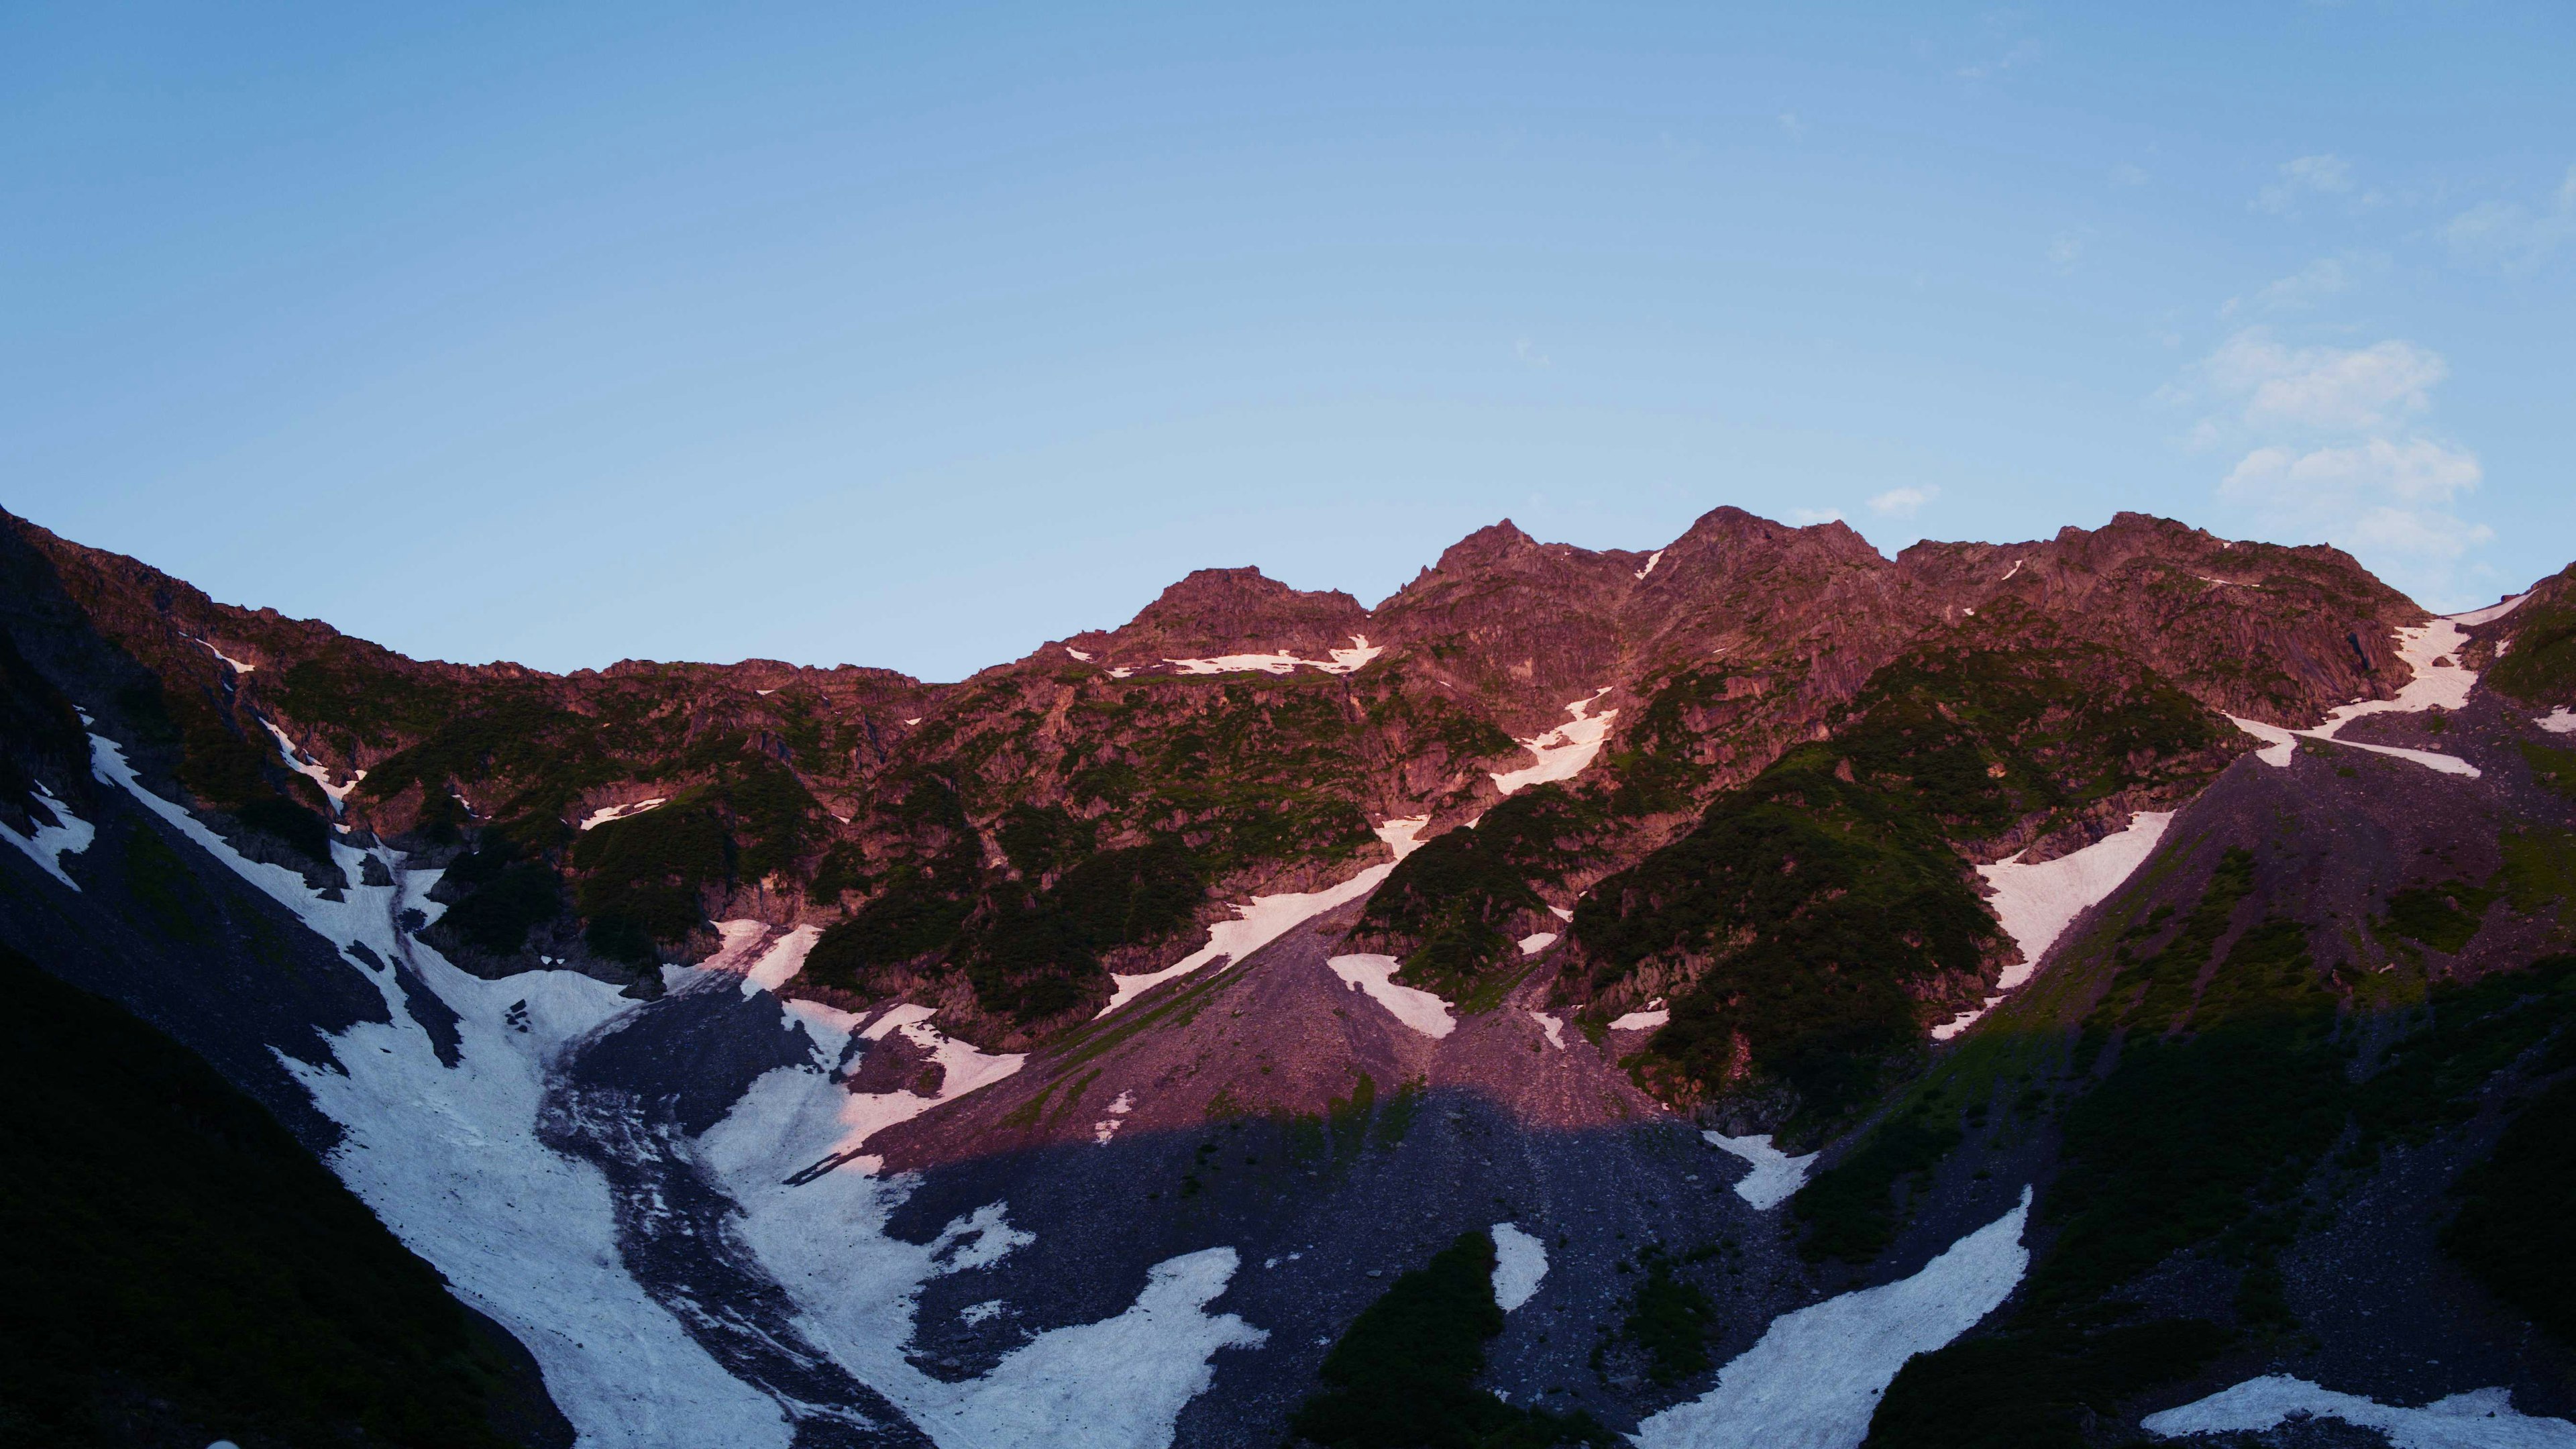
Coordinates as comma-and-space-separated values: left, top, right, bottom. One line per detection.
10, 499, 2576, 1449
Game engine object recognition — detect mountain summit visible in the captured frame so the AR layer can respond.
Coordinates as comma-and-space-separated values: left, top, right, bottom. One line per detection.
5, 504, 2574, 1449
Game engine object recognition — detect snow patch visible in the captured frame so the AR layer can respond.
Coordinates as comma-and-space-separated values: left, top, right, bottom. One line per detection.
1517, 931, 1558, 955
1, 782, 94, 889
1094, 1090, 1136, 1145
1065, 647, 1095, 661
1326, 954, 1458, 1038
1164, 635, 1383, 677
1703, 1132, 1819, 1211
578, 798, 669, 831
183, 635, 256, 672
261, 720, 362, 814
1549, 906, 1573, 922
1376, 814, 1431, 861
2538, 708, 2576, 735
1095, 816, 1426, 1018
1609, 1008, 1668, 1032
737, 925, 820, 996
1491, 688, 1619, 796
90, 730, 793, 1445
1490, 1223, 1548, 1310
1633, 1188, 2032, 1449
1529, 1012, 1566, 1050
1635, 549, 1665, 581
2228, 616, 2496, 777
2143, 1376, 2576, 1448
702, 1069, 1265, 1448
1939, 810, 2181, 1038
2000, 559, 2021, 582
2449, 594, 2530, 627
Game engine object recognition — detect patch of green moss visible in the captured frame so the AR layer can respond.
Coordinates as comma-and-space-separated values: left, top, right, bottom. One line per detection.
2522, 741, 2576, 801
2377, 880, 2496, 955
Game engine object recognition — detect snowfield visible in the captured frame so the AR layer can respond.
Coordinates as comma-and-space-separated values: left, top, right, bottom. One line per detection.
1095, 816, 1428, 1017
91, 729, 792, 1446
1326, 953, 1458, 1038
1489, 1223, 1548, 1310
2229, 608, 2513, 780
1491, 688, 1619, 795
2143, 1376, 2576, 1448
1, 782, 94, 889
702, 1057, 1267, 1449
262, 720, 363, 814
1633, 1188, 2032, 1449
1163, 634, 1383, 676
578, 798, 669, 830
1935, 810, 2176, 1040
1701, 1132, 1819, 1212
95, 723, 1260, 1448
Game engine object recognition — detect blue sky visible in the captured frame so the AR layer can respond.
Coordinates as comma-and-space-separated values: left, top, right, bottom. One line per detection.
7, 3, 2571, 681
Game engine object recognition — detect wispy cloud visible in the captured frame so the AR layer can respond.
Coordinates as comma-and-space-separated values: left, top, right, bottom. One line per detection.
1868, 486, 1939, 519
2108, 162, 2149, 188
1787, 506, 1844, 526
1956, 38, 2042, 82
2047, 230, 2087, 273
1778, 112, 1807, 138
2174, 327, 2488, 604
1513, 337, 1550, 368
2222, 440, 2490, 564
2253, 154, 2354, 216
2188, 327, 2444, 437
2227, 252, 2384, 316
2442, 166, 2576, 275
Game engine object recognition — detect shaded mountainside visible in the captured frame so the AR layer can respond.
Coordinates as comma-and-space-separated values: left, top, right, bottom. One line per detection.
7, 501, 2576, 1449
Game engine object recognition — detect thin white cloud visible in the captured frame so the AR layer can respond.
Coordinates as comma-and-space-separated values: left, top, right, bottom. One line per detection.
2442, 166, 2576, 275
1955, 38, 2042, 82
2253, 154, 2355, 215
2193, 328, 2445, 435
1778, 112, 1806, 138
1868, 487, 1939, 519
2108, 162, 2149, 188
1787, 507, 1844, 526
1513, 337, 1550, 368
2047, 231, 2086, 273
2243, 252, 2382, 314
2178, 327, 2490, 605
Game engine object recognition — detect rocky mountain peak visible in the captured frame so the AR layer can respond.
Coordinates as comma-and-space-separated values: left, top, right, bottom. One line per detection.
1066, 566, 1368, 662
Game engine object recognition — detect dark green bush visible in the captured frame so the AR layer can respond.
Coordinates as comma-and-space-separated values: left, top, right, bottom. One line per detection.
1291, 1231, 1609, 1449
0, 945, 532, 1447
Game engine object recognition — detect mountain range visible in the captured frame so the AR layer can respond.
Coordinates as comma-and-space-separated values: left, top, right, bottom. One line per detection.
5, 502, 2574, 1449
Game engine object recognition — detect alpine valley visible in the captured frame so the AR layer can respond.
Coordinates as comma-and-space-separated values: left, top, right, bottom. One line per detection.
9, 502, 2576, 1449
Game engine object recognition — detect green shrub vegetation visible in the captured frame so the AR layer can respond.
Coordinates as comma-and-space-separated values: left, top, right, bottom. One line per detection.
1868, 839, 2576, 1448
2445, 1064, 2576, 1343
2376, 881, 2497, 955
1622, 1248, 1717, 1383
0, 945, 539, 1447
2523, 741, 2576, 801
1355, 785, 1594, 1006
1575, 629, 2227, 1130
1290, 1231, 1609, 1449
2485, 570, 2576, 704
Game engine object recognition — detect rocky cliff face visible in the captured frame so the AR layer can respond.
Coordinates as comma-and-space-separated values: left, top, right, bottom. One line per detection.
6, 502, 2571, 1449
